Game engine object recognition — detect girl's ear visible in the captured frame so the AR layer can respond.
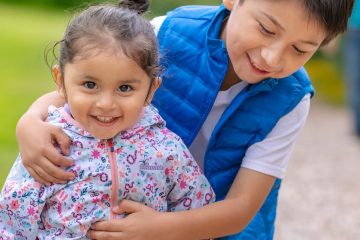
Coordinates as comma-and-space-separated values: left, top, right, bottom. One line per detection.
144, 77, 162, 106
223, 0, 236, 10
52, 65, 66, 99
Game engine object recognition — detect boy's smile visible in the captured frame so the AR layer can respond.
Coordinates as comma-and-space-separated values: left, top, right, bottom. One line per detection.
221, 0, 326, 84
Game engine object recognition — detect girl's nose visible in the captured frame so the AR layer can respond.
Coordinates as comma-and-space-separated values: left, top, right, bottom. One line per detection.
96, 93, 116, 110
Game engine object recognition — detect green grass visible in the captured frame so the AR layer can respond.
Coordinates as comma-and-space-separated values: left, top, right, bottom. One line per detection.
0, 3, 70, 187
0, 2, 347, 188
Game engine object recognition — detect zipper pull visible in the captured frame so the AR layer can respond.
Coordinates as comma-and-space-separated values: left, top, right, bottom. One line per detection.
108, 139, 115, 152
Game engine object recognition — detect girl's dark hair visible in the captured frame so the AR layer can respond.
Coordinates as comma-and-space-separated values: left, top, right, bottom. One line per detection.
238, 0, 355, 46
54, 0, 160, 81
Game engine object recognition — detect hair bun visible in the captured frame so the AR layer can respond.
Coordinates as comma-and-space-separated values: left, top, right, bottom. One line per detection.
118, 0, 149, 14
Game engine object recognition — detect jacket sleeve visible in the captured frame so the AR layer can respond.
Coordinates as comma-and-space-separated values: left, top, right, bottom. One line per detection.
166, 139, 215, 211
0, 155, 50, 239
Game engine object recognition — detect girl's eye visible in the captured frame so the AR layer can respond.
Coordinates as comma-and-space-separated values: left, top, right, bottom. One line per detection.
259, 23, 275, 36
118, 85, 133, 92
84, 81, 97, 89
293, 46, 307, 55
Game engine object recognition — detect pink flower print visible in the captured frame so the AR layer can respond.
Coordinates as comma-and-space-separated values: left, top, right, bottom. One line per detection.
196, 191, 202, 200
91, 150, 101, 159
101, 194, 110, 202
27, 206, 36, 216
115, 147, 123, 154
160, 129, 169, 135
10, 200, 19, 210
179, 180, 187, 190
97, 141, 106, 149
75, 202, 84, 213
165, 167, 174, 177
92, 197, 100, 204
146, 130, 154, 138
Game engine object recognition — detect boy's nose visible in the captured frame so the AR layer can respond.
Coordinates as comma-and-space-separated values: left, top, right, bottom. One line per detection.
260, 45, 283, 69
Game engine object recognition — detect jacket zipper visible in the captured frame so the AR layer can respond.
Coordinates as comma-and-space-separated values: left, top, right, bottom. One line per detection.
107, 139, 119, 219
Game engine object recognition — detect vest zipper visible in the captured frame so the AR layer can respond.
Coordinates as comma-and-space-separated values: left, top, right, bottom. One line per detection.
107, 139, 119, 219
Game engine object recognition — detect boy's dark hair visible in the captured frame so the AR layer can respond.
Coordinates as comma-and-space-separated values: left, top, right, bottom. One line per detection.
239, 0, 355, 45
54, 0, 160, 80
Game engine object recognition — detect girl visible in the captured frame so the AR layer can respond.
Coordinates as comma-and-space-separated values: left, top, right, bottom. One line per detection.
16, 0, 354, 239
0, 2, 213, 239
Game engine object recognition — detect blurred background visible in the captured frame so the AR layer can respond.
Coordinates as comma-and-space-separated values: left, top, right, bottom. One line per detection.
0, 1, 359, 239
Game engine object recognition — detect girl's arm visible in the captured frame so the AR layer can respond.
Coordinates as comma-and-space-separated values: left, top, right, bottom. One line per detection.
86, 167, 275, 240
16, 91, 75, 185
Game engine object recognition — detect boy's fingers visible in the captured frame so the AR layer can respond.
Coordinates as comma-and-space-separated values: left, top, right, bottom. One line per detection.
44, 146, 73, 168
27, 167, 50, 186
38, 157, 75, 182
33, 164, 67, 184
91, 219, 124, 232
52, 127, 72, 156
115, 199, 152, 214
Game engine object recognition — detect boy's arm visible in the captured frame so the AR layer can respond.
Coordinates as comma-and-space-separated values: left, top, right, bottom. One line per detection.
87, 167, 274, 240
16, 91, 75, 185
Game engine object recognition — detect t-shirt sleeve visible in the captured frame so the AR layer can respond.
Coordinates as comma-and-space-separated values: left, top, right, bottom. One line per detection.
241, 94, 311, 179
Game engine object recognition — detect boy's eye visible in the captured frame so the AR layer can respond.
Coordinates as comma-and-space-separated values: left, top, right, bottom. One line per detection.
118, 85, 133, 92
259, 23, 275, 36
84, 81, 97, 89
293, 46, 307, 55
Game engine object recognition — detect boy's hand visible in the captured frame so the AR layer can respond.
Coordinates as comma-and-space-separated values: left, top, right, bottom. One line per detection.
87, 200, 179, 240
16, 112, 75, 185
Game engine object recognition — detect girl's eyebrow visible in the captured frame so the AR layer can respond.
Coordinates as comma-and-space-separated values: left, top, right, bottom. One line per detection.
118, 79, 142, 84
83, 75, 142, 84
259, 11, 285, 31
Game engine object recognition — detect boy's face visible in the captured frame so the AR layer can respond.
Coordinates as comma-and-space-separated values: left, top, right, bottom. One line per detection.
222, 0, 326, 84
54, 50, 159, 139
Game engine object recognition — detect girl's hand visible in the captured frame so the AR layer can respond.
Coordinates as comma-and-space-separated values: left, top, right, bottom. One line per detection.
16, 112, 75, 185
87, 200, 180, 240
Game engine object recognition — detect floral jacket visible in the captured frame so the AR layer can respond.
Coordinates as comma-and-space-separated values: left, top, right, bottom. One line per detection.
0, 105, 214, 239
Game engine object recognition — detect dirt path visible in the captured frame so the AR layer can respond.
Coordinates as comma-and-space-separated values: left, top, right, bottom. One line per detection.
274, 100, 360, 239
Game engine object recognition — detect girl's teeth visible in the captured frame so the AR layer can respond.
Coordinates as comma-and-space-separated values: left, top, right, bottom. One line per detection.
96, 116, 114, 122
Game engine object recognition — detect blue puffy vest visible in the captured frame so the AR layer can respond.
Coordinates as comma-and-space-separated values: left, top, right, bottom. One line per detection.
152, 5, 314, 239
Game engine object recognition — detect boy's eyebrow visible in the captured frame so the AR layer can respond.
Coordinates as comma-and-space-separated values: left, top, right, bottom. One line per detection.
260, 11, 285, 31
299, 39, 320, 47
260, 11, 320, 47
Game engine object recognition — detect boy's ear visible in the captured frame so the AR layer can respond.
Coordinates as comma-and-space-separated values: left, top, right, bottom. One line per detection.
52, 65, 66, 99
144, 77, 162, 106
223, 0, 236, 10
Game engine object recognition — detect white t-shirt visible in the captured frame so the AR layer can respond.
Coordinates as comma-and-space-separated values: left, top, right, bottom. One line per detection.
151, 16, 310, 179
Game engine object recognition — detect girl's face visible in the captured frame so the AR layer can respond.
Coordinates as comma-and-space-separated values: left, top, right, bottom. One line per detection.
222, 0, 326, 84
54, 50, 159, 139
